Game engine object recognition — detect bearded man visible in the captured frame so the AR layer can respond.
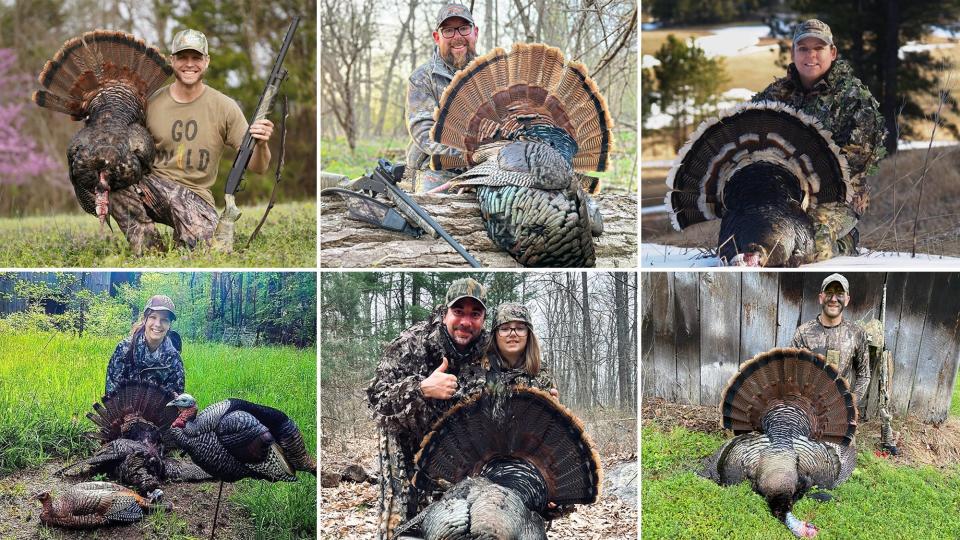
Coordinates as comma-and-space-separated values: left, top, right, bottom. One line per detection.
791, 273, 871, 401
367, 277, 492, 535
404, 3, 480, 191
109, 29, 275, 253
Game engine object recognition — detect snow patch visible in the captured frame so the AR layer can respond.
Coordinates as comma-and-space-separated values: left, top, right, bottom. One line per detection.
641, 243, 960, 268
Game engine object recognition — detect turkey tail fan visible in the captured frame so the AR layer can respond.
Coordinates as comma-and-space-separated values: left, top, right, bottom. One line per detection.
413, 387, 602, 506
86, 382, 179, 443
227, 399, 317, 475
477, 185, 596, 267
33, 30, 172, 118
720, 347, 858, 446
431, 43, 614, 172
665, 101, 852, 231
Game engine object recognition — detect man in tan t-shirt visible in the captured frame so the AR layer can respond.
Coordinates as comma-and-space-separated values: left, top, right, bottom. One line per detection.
109, 29, 273, 253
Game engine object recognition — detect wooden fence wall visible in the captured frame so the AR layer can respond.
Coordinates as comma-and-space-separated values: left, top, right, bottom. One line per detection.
641, 272, 960, 423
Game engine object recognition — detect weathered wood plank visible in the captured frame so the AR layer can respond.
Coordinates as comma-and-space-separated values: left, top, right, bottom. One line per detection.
775, 272, 805, 346
320, 192, 638, 268
890, 273, 935, 415
798, 273, 824, 323
640, 273, 656, 398
909, 272, 960, 423
650, 272, 676, 400
740, 272, 779, 362
673, 272, 701, 405
699, 272, 741, 406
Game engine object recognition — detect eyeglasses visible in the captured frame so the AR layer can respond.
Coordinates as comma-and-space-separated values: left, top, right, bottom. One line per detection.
497, 325, 528, 337
823, 292, 847, 301
439, 24, 473, 38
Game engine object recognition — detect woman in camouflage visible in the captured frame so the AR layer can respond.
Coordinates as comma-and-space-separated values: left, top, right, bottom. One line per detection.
485, 303, 558, 396
104, 295, 184, 396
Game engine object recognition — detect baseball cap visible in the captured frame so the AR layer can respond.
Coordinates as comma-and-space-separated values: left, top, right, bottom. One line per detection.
171, 29, 209, 56
436, 3, 475, 29
794, 19, 833, 47
820, 274, 849, 293
144, 295, 177, 320
493, 303, 531, 328
445, 277, 487, 310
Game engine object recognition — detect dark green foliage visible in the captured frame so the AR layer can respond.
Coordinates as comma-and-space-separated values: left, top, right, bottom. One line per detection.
175, 0, 317, 204
652, 35, 729, 148
651, 0, 776, 25
0, 272, 316, 347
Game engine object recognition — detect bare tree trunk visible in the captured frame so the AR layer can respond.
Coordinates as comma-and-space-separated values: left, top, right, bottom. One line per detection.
580, 272, 594, 407
882, 0, 899, 155
375, 1, 416, 135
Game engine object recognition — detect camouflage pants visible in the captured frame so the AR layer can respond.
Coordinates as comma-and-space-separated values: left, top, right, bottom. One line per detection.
109, 174, 218, 254
811, 202, 859, 261
414, 169, 458, 193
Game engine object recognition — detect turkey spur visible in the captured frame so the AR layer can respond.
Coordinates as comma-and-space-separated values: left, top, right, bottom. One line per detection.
393, 386, 602, 540
666, 101, 853, 267
33, 30, 172, 225
430, 43, 614, 267
702, 348, 858, 538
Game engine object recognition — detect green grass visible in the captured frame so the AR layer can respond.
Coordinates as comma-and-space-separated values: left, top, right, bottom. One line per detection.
0, 201, 316, 268
0, 331, 317, 539
642, 424, 960, 539
321, 130, 638, 192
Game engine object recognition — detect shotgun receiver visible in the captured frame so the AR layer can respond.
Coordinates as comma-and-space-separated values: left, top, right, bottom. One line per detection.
212, 16, 300, 251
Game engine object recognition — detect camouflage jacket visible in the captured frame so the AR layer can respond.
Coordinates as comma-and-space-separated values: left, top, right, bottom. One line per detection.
753, 59, 887, 209
104, 330, 185, 396
482, 350, 557, 391
405, 47, 465, 171
792, 316, 870, 401
366, 305, 491, 457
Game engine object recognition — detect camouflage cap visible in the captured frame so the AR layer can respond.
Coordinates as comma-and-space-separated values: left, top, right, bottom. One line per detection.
445, 277, 487, 310
794, 19, 833, 47
144, 295, 177, 320
821, 273, 849, 293
171, 29, 209, 56
436, 2, 475, 29
493, 303, 531, 328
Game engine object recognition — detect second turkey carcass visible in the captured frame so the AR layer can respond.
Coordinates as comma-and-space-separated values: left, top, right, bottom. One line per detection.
58, 382, 211, 494
430, 43, 614, 267
391, 386, 602, 540
33, 31, 172, 227
36, 481, 170, 528
665, 102, 853, 267
702, 348, 858, 538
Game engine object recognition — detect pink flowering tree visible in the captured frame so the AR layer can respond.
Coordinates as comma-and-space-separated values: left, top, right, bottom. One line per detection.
0, 49, 58, 183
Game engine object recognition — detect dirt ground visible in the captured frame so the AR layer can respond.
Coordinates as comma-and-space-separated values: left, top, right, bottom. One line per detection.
643, 397, 960, 468
0, 459, 255, 539
319, 433, 638, 539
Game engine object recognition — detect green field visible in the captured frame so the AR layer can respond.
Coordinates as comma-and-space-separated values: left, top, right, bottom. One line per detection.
641, 423, 960, 539
0, 201, 316, 268
0, 331, 317, 539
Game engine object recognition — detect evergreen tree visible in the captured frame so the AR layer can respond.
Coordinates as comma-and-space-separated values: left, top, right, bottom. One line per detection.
652, 36, 729, 149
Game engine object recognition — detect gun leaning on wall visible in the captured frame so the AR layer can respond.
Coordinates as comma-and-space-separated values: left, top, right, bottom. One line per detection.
865, 277, 900, 455
321, 159, 482, 267
211, 16, 300, 252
